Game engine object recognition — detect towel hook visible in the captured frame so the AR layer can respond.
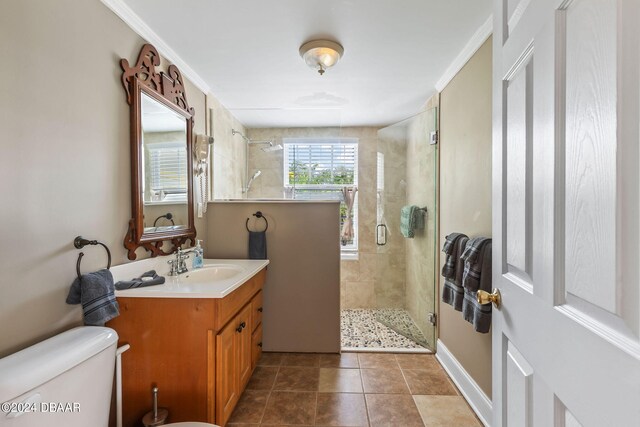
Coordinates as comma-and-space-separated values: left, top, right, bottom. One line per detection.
74, 236, 112, 279
246, 211, 268, 232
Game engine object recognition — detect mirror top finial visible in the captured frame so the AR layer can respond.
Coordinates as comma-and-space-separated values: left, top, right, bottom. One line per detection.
120, 43, 194, 119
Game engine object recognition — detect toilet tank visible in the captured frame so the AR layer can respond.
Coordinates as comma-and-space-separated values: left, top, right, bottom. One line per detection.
0, 327, 118, 427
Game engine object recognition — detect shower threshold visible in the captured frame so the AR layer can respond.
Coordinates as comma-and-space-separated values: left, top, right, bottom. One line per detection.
341, 309, 433, 353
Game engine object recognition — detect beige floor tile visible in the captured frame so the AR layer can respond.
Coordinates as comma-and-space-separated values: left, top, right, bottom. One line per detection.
281, 353, 321, 367
273, 366, 319, 391
261, 391, 317, 425
246, 366, 278, 390
366, 393, 424, 427
361, 368, 409, 394
318, 368, 363, 393
319, 352, 360, 368
227, 390, 269, 424
413, 395, 482, 427
395, 353, 440, 371
315, 392, 369, 426
403, 369, 457, 395
257, 352, 285, 367
358, 353, 400, 369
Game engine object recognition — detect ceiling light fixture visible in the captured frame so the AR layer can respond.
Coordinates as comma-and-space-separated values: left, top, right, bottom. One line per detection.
299, 40, 344, 75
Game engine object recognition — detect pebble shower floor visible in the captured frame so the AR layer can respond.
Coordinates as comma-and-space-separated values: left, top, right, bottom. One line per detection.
341, 309, 430, 350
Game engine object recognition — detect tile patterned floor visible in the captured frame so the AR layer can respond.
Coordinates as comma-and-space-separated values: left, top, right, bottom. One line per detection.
228, 352, 482, 427
341, 309, 430, 350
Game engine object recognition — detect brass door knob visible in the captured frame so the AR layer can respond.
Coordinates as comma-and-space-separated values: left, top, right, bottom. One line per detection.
477, 288, 502, 308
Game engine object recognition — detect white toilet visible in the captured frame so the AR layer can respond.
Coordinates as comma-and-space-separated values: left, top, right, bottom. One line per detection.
0, 327, 218, 427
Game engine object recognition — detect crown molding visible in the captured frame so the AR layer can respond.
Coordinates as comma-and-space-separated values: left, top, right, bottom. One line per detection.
435, 15, 493, 92
101, 0, 211, 94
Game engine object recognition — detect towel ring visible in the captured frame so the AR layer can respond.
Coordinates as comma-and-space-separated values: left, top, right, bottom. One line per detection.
74, 236, 112, 279
246, 211, 268, 232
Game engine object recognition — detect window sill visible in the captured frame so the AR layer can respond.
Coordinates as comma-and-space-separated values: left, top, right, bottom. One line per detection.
340, 252, 359, 261
144, 200, 187, 206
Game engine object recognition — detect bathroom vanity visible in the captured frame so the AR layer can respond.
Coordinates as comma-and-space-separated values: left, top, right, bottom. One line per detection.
107, 258, 268, 427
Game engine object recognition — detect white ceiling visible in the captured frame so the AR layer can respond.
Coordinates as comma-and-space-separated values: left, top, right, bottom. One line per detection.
121, 0, 492, 128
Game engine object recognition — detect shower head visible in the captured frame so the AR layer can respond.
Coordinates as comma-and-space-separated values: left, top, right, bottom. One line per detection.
233, 128, 279, 151
243, 170, 262, 194
261, 143, 283, 152
248, 140, 281, 151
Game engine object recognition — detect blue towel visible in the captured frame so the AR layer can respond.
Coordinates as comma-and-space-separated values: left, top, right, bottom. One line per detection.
441, 234, 469, 311
66, 269, 119, 326
248, 231, 267, 260
461, 240, 493, 333
400, 205, 425, 238
461, 237, 492, 291
115, 270, 165, 290
442, 233, 468, 278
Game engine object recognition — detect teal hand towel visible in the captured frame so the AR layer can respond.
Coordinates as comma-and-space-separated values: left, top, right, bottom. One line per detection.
400, 205, 425, 238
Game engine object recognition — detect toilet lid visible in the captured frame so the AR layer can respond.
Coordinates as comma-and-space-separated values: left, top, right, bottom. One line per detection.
164, 423, 219, 427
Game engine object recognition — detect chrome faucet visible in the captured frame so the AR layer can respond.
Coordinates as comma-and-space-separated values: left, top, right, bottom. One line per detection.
167, 248, 196, 276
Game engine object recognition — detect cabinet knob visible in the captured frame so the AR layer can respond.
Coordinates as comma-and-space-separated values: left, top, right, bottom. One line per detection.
258, 342, 263, 348
236, 322, 246, 333
257, 307, 263, 313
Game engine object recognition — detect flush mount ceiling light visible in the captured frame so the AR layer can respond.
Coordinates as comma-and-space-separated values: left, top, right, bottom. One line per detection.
299, 40, 344, 75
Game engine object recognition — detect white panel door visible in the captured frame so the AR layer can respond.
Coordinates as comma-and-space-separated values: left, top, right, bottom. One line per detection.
492, 0, 640, 426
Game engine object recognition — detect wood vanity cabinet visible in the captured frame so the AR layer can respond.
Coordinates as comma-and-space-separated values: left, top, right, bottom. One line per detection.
216, 303, 252, 424
250, 291, 264, 369
107, 268, 266, 427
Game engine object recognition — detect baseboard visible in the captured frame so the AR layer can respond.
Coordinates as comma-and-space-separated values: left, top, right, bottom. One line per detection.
436, 339, 492, 426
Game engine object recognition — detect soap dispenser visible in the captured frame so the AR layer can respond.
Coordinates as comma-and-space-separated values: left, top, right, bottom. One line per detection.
192, 239, 204, 269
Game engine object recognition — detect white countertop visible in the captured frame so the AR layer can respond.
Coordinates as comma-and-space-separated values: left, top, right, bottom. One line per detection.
111, 256, 269, 299
211, 199, 340, 204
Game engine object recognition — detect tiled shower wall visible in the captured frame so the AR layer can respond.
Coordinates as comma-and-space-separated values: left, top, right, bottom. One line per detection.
374, 127, 408, 309
209, 95, 247, 200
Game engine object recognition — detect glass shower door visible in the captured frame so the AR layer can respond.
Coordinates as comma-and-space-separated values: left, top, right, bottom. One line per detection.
374, 107, 438, 350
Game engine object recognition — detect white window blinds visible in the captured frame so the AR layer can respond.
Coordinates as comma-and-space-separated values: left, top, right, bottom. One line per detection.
283, 138, 359, 250
148, 142, 188, 200
284, 139, 358, 187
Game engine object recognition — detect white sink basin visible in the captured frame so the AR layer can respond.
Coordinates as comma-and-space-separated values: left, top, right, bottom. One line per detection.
111, 258, 269, 298
180, 264, 244, 283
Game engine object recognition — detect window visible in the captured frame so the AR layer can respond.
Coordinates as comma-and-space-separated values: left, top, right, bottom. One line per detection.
283, 138, 358, 251
146, 141, 188, 202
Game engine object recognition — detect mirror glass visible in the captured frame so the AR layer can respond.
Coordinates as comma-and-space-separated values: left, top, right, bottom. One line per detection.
141, 93, 189, 233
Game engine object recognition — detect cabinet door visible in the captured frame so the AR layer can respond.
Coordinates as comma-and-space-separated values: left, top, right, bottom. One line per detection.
236, 303, 253, 390
216, 319, 238, 425
251, 323, 263, 370
250, 290, 263, 331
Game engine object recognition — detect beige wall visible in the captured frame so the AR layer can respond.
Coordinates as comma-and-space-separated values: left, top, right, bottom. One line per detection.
205, 201, 341, 353
0, 0, 216, 357
404, 94, 439, 349
438, 37, 493, 395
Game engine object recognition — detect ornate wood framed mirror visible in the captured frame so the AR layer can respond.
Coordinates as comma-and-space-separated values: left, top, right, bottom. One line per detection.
120, 44, 196, 259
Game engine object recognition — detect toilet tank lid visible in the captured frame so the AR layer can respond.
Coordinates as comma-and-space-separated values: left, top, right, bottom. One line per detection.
0, 327, 118, 403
